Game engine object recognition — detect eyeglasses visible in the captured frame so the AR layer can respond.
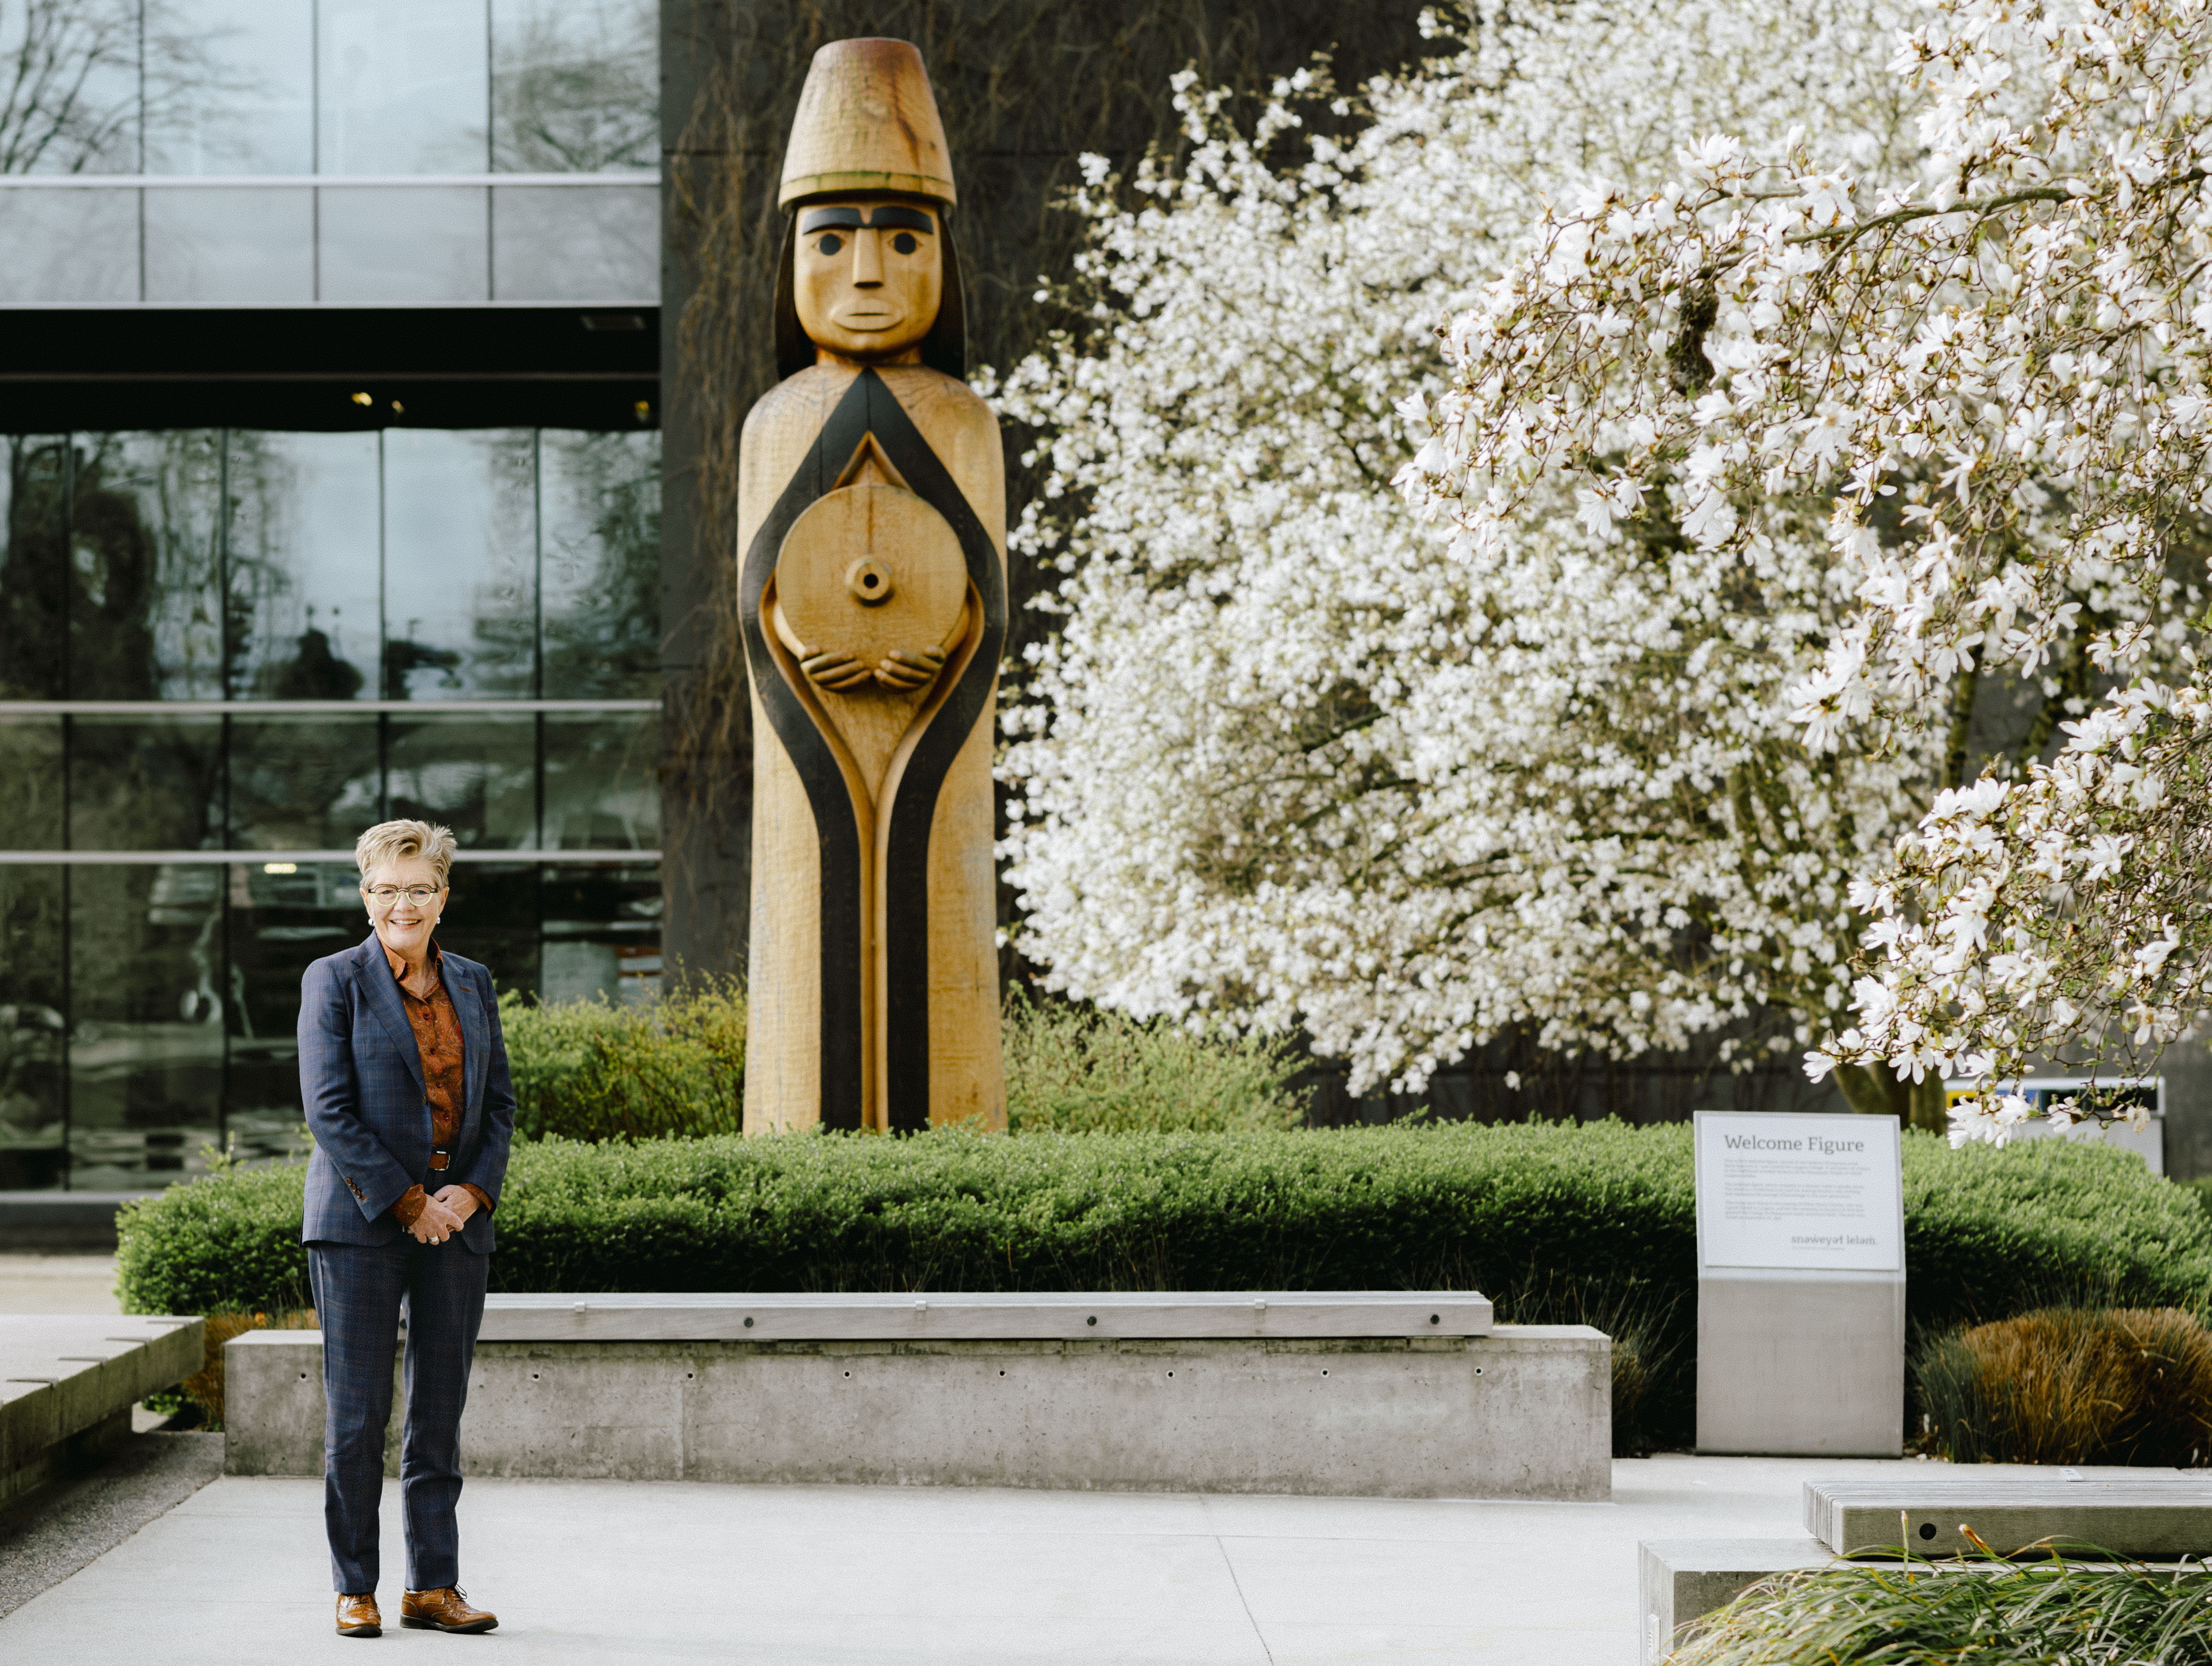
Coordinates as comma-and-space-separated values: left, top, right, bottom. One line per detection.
363, 885, 442, 907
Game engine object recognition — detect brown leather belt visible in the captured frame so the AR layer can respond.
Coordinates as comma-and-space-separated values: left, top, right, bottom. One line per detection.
428, 1148, 452, 1172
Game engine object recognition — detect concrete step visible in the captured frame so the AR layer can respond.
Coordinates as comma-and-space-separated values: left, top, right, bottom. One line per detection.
1806, 1475, 2212, 1556
0, 1314, 204, 1510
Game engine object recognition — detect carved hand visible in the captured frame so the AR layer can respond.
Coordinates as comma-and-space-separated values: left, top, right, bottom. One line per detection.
874, 647, 948, 691
801, 648, 876, 692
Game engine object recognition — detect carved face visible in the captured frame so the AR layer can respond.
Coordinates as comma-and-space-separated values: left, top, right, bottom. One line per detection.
793, 200, 944, 362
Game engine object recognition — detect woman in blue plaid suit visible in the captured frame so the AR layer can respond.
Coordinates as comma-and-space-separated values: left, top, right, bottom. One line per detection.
300, 819, 515, 1640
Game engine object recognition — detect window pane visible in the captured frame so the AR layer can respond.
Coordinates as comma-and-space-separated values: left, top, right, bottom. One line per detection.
0, 866, 65, 1190
490, 0, 654, 171
540, 862, 659, 1005
0, 189, 137, 302
317, 0, 489, 174
0, 438, 68, 700
490, 184, 655, 301
69, 863, 224, 1188
544, 711, 656, 851
69, 715, 224, 852
317, 185, 488, 304
225, 430, 380, 700
8, 1, 138, 175
144, 186, 315, 303
229, 714, 380, 849
541, 429, 658, 699
70, 432, 226, 701
387, 713, 535, 848
147, 0, 315, 174
381, 430, 534, 696
0, 714, 63, 849
435, 861, 536, 1002
227, 860, 359, 1163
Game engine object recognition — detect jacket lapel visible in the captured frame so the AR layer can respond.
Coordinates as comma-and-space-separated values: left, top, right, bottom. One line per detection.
451, 960, 489, 1156
354, 934, 426, 1094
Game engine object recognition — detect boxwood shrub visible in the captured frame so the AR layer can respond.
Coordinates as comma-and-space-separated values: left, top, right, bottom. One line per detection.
115, 1122, 2212, 1453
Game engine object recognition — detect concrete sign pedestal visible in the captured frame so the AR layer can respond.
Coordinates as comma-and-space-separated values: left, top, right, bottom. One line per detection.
1694, 1111, 1904, 1456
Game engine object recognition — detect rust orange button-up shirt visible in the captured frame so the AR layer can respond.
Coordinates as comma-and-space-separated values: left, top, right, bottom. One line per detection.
382, 942, 493, 1230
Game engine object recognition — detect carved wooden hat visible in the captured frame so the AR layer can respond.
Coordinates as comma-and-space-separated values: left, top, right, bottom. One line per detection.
778, 38, 957, 209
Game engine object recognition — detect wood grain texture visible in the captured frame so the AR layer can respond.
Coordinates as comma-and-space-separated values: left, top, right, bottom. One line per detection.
778, 38, 957, 207
737, 362, 1006, 1134
476, 1290, 1496, 1343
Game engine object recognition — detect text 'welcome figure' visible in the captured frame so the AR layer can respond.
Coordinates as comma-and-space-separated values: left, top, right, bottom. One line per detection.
738, 38, 1006, 1135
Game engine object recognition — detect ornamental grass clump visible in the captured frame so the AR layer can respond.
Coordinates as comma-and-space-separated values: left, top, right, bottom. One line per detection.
498, 978, 746, 1142
1674, 1556, 2212, 1666
1001, 990, 1307, 1133
1915, 1308, 2212, 1468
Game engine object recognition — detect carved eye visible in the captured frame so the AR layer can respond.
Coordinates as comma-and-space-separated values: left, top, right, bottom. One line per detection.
890, 231, 919, 255
816, 232, 844, 255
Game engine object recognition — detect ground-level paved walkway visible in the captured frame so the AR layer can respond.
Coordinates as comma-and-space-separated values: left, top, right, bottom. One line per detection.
0, 1452, 1987, 1663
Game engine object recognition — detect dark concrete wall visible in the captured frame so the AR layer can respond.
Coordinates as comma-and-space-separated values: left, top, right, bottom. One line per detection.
657, 0, 1434, 986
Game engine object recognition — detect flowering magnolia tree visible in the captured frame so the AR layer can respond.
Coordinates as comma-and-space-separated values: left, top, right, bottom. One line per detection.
990, 0, 2068, 1110
1398, 0, 2212, 1138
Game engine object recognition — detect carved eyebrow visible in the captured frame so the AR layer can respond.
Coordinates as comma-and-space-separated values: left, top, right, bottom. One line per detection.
797, 205, 936, 234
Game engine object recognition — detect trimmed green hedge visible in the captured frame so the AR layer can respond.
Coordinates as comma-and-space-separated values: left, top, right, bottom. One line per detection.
115, 1122, 2212, 1453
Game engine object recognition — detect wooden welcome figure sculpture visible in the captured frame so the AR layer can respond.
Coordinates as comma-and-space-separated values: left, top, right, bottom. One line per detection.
739, 39, 1007, 1134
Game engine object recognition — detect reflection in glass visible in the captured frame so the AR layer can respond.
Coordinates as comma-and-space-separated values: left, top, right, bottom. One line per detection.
68, 863, 223, 1188
146, 0, 314, 174
229, 715, 379, 849
6, 0, 139, 174
317, 185, 488, 304
540, 863, 659, 1004
387, 714, 535, 848
434, 862, 537, 1003
0, 189, 137, 302
491, 0, 654, 171
544, 712, 657, 851
541, 430, 659, 698
381, 430, 533, 696
70, 432, 225, 700
0, 715, 63, 849
69, 715, 223, 853
144, 187, 314, 303
0, 866, 64, 1189
0, 438, 68, 700
317, 0, 488, 174
225, 430, 380, 699
226, 860, 358, 1162
490, 184, 655, 301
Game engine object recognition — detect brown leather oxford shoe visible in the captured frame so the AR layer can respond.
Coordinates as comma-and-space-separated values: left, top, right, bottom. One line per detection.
336, 1592, 382, 1637
401, 1586, 499, 1634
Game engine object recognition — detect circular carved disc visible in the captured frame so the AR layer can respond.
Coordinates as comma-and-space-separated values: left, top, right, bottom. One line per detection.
776, 485, 967, 671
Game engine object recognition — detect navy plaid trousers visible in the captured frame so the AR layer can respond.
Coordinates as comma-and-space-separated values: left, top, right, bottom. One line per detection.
309, 1238, 488, 1594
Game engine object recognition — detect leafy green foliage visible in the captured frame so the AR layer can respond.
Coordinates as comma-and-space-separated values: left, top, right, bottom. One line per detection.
498, 980, 746, 1142
114, 1123, 2212, 1457
1677, 1556, 2212, 1665
1002, 990, 1308, 1132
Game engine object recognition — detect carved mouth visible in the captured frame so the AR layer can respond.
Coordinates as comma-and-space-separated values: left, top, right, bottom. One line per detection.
833, 304, 900, 332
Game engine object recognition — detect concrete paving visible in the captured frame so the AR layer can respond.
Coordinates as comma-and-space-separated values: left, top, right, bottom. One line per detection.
0, 1255, 119, 1316
0, 1452, 2034, 1663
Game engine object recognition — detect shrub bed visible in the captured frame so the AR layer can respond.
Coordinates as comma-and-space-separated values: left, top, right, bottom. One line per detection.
115, 1123, 2212, 1454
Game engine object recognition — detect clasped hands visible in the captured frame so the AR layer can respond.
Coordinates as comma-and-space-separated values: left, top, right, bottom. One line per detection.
407, 1185, 478, 1247
801, 644, 947, 692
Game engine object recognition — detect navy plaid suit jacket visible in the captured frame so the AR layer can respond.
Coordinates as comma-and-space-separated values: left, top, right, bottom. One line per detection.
298, 934, 516, 1253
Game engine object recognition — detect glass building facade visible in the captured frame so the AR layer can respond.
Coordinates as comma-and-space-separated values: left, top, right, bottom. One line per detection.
0, 2, 664, 1191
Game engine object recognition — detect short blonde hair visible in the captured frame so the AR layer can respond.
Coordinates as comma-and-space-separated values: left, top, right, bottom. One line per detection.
355, 819, 458, 889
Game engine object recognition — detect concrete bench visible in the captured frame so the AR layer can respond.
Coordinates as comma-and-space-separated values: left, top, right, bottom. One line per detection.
1806, 1475, 2212, 1557
1, 1313, 204, 1509
226, 1290, 1610, 1499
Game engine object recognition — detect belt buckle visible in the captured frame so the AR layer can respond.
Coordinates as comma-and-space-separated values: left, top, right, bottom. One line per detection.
428, 1148, 451, 1172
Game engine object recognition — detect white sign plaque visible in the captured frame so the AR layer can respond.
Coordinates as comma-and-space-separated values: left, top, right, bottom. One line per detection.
1695, 1111, 1903, 1273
